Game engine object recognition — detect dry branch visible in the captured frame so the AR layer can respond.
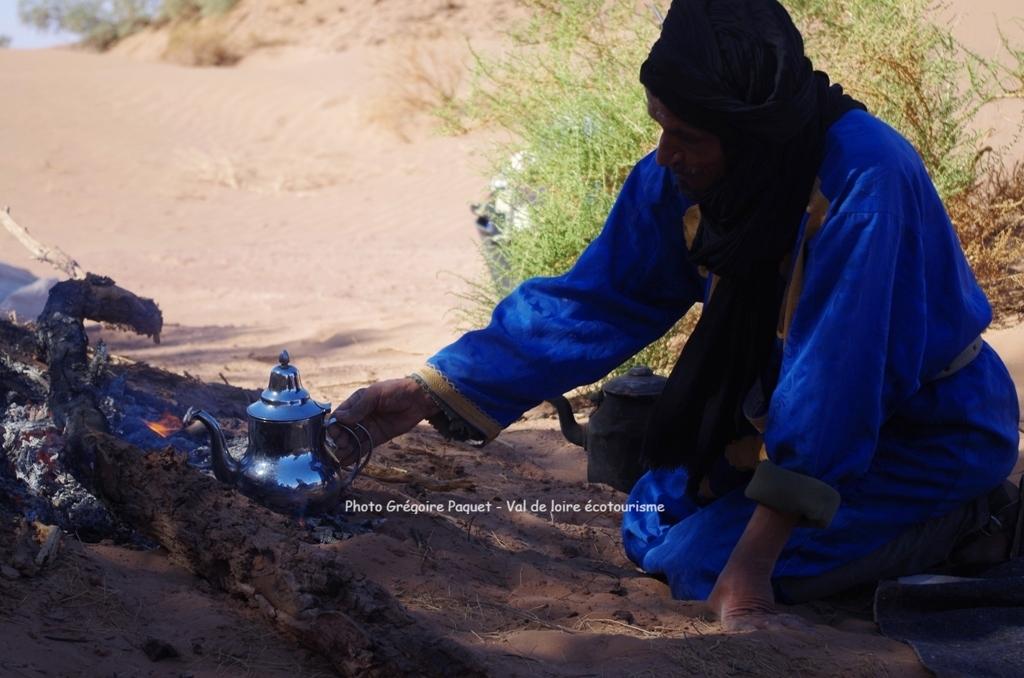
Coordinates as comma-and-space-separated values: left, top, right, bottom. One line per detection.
363, 463, 476, 491
92, 435, 486, 677
1, 207, 85, 280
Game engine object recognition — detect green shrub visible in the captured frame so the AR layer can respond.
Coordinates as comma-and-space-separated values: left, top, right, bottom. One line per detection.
450, 0, 1024, 386
787, 0, 1021, 202
18, 0, 159, 49
17, 0, 241, 50
787, 0, 1024, 319
0, 35, 11, 48
448, 1, 690, 378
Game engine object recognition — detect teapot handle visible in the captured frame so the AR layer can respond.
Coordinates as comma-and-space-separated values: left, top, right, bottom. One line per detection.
324, 416, 374, 490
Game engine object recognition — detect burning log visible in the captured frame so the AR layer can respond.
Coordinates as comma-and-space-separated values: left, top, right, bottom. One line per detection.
91, 433, 485, 677
36, 274, 162, 482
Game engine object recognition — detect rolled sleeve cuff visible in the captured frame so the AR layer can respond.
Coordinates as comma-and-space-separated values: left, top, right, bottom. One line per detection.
411, 365, 503, 444
745, 460, 841, 529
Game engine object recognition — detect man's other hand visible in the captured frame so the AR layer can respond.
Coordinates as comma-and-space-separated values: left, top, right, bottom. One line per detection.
706, 503, 799, 631
707, 560, 783, 630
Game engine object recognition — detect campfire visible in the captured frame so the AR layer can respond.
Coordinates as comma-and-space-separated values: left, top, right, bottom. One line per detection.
0, 274, 484, 676
3, 309, 363, 543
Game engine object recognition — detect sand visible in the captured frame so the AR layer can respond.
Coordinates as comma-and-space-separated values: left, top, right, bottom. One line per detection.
0, 0, 1022, 675
0, 43, 491, 403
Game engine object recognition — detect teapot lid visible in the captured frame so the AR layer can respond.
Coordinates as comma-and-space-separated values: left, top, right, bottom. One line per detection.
247, 350, 327, 422
603, 365, 667, 398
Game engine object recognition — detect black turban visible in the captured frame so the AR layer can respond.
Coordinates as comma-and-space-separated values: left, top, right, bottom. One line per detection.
640, 0, 865, 492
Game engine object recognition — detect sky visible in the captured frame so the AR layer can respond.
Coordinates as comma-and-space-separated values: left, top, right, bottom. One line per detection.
0, 2, 80, 49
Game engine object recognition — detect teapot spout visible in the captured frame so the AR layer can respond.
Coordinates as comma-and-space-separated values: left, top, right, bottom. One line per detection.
547, 396, 587, 449
183, 407, 241, 484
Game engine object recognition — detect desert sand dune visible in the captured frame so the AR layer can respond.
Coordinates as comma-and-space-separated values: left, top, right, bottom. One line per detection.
1, 38, 492, 401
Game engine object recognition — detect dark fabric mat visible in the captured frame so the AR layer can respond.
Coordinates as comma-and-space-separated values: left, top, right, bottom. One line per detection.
875, 561, 1024, 678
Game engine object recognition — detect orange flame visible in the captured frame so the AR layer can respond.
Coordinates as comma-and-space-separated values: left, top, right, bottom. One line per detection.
145, 412, 182, 438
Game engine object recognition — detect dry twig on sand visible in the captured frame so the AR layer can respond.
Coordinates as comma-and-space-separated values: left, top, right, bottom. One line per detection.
362, 463, 475, 491
0, 207, 85, 280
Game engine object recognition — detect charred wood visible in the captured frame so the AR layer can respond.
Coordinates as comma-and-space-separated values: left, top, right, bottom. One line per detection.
1, 279, 488, 676
92, 434, 486, 677
36, 274, 162, 482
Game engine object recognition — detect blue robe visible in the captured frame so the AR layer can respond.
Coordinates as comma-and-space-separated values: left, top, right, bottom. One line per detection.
421, 110, 1020, 600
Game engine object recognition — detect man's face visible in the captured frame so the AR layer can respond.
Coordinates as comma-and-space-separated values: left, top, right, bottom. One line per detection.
646, 89, 727, 195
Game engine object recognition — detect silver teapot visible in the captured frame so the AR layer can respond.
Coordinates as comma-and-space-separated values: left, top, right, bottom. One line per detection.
183, 350, 371, 514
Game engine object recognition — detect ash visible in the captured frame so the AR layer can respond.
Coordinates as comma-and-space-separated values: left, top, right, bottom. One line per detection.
2, 401, 128, 541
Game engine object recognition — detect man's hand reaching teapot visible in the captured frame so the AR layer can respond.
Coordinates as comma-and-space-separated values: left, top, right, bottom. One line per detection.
326, 378, 440, 465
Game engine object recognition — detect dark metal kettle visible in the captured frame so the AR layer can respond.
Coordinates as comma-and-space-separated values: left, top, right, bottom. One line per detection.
548, 365, 667, 493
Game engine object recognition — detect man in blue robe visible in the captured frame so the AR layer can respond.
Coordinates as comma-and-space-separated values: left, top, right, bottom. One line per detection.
327, 0, 1020, 628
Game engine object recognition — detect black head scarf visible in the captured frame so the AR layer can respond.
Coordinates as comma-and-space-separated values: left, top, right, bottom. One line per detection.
640, 0, 864, 491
